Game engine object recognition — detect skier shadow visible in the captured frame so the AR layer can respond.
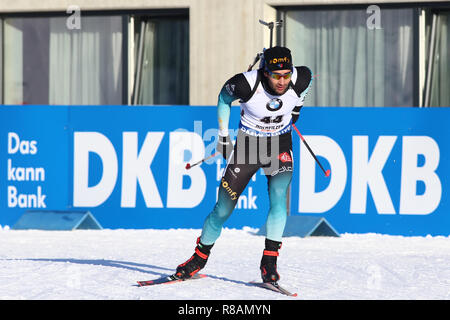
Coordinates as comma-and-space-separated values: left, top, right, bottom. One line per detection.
205, 274, 255, 287
4, 258, 174, 277
3, 258, 256, 287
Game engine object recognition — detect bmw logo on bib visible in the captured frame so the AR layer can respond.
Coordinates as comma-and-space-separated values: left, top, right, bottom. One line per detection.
266, 98, 283, 111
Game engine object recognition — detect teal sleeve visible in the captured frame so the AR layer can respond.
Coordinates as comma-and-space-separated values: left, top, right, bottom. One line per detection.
217, 88, 236, 135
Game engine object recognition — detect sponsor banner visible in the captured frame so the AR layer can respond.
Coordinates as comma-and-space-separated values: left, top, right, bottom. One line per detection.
1, 106, 69, 226
290, 107, 449, 236
1, 105, 449, 236
1, 105, 268, 230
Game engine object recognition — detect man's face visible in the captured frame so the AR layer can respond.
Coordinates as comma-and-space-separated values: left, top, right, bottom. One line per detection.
264, 69, 292, 95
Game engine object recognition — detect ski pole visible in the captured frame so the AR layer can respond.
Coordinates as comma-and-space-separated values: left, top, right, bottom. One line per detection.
185, 152, 219, 170
292, 124, 330, 177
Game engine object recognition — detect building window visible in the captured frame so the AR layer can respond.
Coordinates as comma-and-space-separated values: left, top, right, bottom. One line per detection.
131, 16, 189, 105
424, 10, 450, 107
3, 16, 123, 105
282, 7, 415, 107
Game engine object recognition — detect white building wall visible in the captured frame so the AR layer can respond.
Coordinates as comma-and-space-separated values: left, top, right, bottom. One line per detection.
0, 0, 447, 105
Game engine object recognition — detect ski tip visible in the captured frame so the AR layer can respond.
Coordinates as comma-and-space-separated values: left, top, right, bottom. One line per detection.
250, 280, 298, 297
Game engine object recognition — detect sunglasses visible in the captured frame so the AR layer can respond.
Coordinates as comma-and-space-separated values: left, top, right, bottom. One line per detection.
267, 70, 293, 80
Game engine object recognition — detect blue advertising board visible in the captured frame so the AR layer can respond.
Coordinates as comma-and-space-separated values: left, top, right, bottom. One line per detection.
290, 107, 449, 236
1, 105, 449, 236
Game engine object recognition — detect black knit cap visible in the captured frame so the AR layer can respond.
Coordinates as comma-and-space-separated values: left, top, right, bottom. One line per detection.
263, 46, 293, 71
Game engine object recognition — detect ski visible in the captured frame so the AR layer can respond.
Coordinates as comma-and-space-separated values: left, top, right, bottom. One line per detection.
137, 273, 207, 287
250, 281, 298, 297
138, 273, 296, 297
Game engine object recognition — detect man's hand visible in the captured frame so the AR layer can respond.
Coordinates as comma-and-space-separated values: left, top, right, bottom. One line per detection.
216, 134, 233, 159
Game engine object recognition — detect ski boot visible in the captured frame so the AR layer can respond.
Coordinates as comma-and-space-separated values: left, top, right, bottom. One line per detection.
175, 237, 213, 279
260, 239, 282, 283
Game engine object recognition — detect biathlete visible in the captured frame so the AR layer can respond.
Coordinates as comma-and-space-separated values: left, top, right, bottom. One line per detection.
176, 46, 313, 283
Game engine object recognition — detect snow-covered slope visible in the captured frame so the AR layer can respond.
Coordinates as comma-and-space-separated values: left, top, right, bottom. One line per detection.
0, 227, 449, 300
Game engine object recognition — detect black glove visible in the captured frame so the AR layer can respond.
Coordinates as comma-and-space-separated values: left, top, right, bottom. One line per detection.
291, 106, 302, 124
216, 134, 233, 160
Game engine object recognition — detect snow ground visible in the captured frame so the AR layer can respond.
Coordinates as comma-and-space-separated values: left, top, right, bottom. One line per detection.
0, 226, 449, 300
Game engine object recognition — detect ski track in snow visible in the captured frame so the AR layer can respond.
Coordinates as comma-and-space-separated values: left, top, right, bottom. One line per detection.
0, 227, 449, 300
